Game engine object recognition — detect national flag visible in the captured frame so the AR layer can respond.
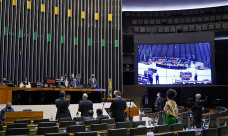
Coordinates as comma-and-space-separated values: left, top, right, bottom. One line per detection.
108, 78, 112, 98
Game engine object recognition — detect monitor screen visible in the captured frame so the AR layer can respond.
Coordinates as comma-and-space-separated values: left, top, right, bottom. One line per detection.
138, 42, 212, 85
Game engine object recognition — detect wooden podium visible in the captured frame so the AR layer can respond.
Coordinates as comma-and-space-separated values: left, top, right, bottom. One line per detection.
125, 107, 139, 117
0, 85, 12, 104
5, 111, 43, 122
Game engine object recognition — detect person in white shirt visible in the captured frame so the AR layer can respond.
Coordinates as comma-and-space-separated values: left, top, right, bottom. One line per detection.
19, 77, 31, 88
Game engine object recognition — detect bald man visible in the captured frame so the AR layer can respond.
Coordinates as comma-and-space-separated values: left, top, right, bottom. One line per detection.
191, 93, 202, 129
78, 93, 93, 117
0, 102, 14, 123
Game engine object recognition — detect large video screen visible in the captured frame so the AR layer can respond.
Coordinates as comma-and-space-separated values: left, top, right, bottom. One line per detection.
138, 43, 212, 85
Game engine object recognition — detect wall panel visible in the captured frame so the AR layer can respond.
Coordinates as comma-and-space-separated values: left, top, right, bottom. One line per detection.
0, 0, 122, 94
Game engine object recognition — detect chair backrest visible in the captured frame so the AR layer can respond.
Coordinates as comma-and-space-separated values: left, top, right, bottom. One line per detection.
209, 113, 218, 128
44, 133, 70, 136
7, 123, 28, 129
0, 124, 3, 131
132, 121, 146, 128
84, 120, 99, 126
130, 127, 147, 136
58, 117, 72, 122
177, 131, 195, 136
108, 128, 128, 136
14, 119, 31, 124
59, 121, 76, 128
201, 128, 218, 136
34, 119, 50, 124
23, 109, 32, 112
74, 132, 97, 136
66, 125, 85, 133
5, 128, 29, 135
218, 126, 228, 136
101, 118, 115, 124
154, 125, 170, 133
38, 122, 57, 127
116, 121, 131, 128
90, 123, 108, 131
154, 132, 175, 136
73, 117, 84, 122
37, 126, 59, 135
170, 123, 184, 131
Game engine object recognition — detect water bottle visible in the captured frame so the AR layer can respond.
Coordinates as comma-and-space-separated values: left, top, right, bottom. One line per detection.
51, 115, 53, 121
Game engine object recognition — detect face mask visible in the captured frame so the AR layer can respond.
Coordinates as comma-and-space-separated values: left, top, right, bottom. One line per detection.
8, 107, 11, 110
72, 75, 74, 78
73, 81, 76, 84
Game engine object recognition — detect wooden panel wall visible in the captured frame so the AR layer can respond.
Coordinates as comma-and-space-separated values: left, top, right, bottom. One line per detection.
0, 0, 122, 95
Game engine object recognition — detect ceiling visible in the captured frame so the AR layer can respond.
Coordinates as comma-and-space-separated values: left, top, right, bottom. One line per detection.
122, 0, 228, 11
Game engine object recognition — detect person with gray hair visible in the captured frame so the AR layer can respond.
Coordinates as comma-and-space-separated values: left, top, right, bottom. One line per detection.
55, 91, 71, 120
191, 93, 202, 129
0, 102, 14, 122
110, 90, 127, 122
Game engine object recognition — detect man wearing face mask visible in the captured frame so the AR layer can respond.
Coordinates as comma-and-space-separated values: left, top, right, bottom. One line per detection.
69, 73, 75, 84
89, 74, 97, 89
0, 102, 14, 123
155, 92, 163, 112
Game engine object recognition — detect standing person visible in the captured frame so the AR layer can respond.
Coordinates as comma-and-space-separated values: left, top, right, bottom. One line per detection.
155, 92, 163, 112
78, 93, 93, 117
164, 89, 179, 125
0, 102, 14, 123
88, 74, 97, 89
110, 90, 127, 122
156, 74, 159, 84
76, 74, 81, 87
191, 94, 202, 129
55, 91, 71, 120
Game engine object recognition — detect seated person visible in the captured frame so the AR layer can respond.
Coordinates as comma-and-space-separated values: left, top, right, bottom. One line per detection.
96, 108, 109, 123
69, 79, 76, 88
89, 74, 97, 89
19, 77, 31, 88
84, 110, 95, 121
76, 74, 81, 87
0, 102, 14, 123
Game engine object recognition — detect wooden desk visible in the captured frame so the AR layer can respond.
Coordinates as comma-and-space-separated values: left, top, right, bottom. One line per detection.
0, 85, 12, 104
125, 107, 140, 117
5, 111, 43, 122
0, 86, 106, 104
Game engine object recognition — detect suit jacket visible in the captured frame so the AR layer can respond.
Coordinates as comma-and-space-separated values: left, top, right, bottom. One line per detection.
191, 100, 202, 118
84, 116, 95, 121
55, 97, 71, 120
88, 78, 97, 87
96, 115, 109, 123
78, 99, 93, 117
110, 97, 127, 121
155, 96, 163, 111
0, 107, 14, 122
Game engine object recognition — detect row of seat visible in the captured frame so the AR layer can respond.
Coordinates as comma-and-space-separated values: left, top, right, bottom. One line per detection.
131, 15, 228, 25
123, 6, 228, 18
132, 22, 228, 33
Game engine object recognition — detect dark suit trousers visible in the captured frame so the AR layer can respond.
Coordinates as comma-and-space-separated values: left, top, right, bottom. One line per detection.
194, 117, 201, 128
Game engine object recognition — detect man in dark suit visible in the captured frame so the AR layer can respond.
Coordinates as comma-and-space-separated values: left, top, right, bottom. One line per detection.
55, 91, 71, 120
96, 108, 109, 123
155, 92, 163, 112
84, 110, 95, 121
110, 90, 127, 122
88, 74, 97, 89
191, 93, 202, 129
0, 102, 14, 123
78, 93, 93, 117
